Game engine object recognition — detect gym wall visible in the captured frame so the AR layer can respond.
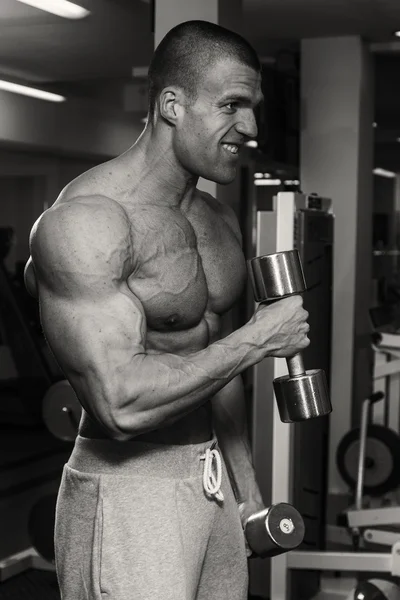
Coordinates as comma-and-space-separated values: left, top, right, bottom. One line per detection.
0, 88, 142, 160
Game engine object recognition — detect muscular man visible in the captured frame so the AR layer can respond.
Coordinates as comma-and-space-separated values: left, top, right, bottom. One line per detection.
25, 20, 309, 600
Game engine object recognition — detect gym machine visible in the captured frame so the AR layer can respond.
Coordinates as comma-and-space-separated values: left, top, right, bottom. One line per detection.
293, 389, 400, 600
297, 320, 400, 598
371, 325, 400, 438
248, 193, 400, 600
248, 191, 334, 600
318, 334, 400, 599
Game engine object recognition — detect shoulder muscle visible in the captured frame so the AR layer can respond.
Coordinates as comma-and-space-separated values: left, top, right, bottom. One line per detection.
30, 196, 133, 297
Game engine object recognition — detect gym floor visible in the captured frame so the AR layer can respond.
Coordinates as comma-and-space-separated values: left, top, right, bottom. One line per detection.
0, 570, 59, 600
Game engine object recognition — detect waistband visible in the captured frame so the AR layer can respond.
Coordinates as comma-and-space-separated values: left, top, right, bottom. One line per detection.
68, 435, 219, 479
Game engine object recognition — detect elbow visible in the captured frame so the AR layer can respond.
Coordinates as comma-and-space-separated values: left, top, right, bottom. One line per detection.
103, 400, 153, 442
108, 430, 135, 443
100, 422, 139, 443
103, 410, 142, 442
85, 380, 144, 441
86, 379, 156, 442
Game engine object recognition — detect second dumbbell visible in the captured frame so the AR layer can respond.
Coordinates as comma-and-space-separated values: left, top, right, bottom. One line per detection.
245, 502, 305, 558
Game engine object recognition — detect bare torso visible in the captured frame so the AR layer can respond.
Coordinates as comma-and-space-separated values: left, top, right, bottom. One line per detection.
27, 155, 247, 444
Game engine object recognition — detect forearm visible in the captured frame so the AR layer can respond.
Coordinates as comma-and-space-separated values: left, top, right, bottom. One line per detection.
115, 324, 265, 439
212, 375, 263, 506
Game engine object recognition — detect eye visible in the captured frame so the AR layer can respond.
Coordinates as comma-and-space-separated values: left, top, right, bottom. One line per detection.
225, 102, 237, 112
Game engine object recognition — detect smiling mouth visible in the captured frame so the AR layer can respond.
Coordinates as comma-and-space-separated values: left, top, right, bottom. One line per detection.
221, 143, 240, 156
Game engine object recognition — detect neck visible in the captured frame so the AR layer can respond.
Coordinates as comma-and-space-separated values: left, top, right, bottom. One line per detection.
126, 123, 199, 208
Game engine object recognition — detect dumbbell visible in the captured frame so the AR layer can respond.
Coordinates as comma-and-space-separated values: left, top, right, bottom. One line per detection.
245, 502, 305, 558
248, 249, 332, 422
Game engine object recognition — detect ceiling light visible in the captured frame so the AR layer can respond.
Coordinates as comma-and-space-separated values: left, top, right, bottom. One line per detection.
254, 179, 282, 186
245, 140, 258, 148
394, 31, 400, 38
254, 172, 264, 179
0, 80, 65, 102
264, 173, 271, 178
15, 0, 90, 19
373, 122, 378, 128
373, 168, 396, 178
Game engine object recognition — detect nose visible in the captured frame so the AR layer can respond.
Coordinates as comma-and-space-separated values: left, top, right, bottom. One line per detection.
235, 109, 258, 139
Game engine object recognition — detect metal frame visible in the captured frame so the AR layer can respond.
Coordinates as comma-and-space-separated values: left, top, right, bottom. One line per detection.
288, 544, 400, 577
0, 547, 55, 582
251, 192, 298, 600
348, 506, 400, 528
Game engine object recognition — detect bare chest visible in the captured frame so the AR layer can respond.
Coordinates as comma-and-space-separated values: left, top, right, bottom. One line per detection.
126, 204, 246, 333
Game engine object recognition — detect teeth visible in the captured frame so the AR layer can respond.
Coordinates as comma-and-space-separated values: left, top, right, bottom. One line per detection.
223, 144, 239, 154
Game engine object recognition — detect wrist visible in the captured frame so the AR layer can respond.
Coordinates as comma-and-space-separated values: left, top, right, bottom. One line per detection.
239, 321, 268, 365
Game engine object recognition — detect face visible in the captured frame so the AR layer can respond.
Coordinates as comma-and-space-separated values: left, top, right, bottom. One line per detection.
173, 58, 263, 185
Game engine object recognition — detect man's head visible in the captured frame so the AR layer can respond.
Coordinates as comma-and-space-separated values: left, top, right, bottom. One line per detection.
147, 21, 263, 184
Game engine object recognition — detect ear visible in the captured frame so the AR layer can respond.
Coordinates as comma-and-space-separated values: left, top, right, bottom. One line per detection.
159, 87, 185, 126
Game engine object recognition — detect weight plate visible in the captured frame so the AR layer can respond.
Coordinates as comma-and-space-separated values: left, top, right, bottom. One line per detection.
342, 438, 393, 487
354, 579, 400, 600
336, 425, 400, 496
42, 380, 81, 441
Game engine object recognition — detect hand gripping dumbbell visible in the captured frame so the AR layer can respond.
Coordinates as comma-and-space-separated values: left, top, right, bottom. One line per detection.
248, 249, 332, 422
245, 503, 305, 558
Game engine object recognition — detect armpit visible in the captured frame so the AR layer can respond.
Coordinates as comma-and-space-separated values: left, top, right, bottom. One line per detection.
24, 257, 38, 299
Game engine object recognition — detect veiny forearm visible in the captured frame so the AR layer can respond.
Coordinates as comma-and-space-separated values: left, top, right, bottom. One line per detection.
115, 323, 264, 438
212, 375, 263, 505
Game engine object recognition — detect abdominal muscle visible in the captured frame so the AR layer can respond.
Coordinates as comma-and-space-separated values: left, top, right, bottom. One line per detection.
79, 314, 218, 444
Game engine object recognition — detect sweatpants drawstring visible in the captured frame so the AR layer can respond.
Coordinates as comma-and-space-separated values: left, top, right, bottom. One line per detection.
200, 447, 224, 502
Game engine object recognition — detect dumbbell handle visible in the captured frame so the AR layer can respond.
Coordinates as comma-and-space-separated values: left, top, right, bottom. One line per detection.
287, 354, 305, 377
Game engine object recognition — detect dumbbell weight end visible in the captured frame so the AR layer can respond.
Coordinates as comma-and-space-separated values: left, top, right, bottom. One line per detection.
274, 365, 331, 423
245, 503, 305, 558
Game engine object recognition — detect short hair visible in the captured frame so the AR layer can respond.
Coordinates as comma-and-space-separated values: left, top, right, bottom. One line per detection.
147, 20, 261, 119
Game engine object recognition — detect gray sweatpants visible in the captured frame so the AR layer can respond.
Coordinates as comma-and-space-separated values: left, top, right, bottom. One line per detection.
55, 435, 248, 600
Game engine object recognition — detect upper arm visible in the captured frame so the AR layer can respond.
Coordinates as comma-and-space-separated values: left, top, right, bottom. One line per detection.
30, 197, 146, 432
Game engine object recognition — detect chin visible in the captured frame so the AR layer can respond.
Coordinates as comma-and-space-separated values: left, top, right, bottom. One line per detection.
218, 175, 237, 185
204, 167, 237, 186
217, 172, 237, 185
